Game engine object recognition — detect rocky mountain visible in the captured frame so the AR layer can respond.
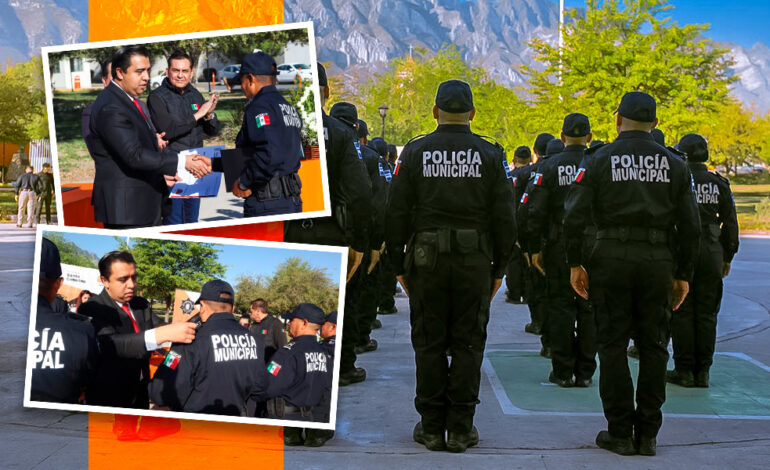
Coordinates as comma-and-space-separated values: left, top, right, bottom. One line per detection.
286, 0, 770, 113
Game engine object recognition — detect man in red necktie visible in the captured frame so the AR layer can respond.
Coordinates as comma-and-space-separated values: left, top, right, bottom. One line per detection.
80, 251, 196, 416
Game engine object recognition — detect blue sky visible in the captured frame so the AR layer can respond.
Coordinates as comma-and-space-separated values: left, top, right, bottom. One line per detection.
46, 231, 343, 288
558, 0, 770, 48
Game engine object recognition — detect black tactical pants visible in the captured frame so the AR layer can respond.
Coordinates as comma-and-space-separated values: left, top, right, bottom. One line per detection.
527, 265, 549, 347
407, 250, 491, 435
505, 244, 527, 300
588, 239, 672, 439
377, 249, 397, 311
671, 237, 723, 374
544, 239, 597, 381
352, 251, 381, 347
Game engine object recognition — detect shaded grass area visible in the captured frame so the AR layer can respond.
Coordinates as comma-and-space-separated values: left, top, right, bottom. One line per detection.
733, 185, 770, 232
0, 190, 57, 222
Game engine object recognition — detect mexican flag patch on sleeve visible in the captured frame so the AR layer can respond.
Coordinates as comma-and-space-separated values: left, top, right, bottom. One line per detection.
267, 361, 282, 376
163, 351, 181, 370
191, 103, 200, 111
255, 113, 271, 128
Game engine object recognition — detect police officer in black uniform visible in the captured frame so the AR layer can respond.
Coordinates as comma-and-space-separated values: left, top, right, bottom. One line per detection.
564, 91, 701, 456
505, 146, 533, 305
149, 279, 269, 416
247, 298, 287, 361
518, 133, 556, 355
387, 79, 516, 453
527, 113, 597, 388
283, 64, 372, 388
265, 303, 331, 445
230, 52, 303, 216
303, 310, 337, 447
378, 145, 400, 316
30, 238, 99, 403
667, 133, 739, 388
35, 163, 55, 225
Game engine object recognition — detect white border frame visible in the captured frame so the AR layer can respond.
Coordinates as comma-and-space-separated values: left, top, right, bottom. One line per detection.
42, 21, 331, 231
24, 224, 347, 431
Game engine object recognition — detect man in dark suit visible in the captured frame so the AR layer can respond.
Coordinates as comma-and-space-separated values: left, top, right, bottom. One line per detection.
87, 45, 211, 228
80, 251, 197, 411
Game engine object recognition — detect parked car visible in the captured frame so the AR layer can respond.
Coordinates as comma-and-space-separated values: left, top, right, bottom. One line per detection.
150, 71, 166, 90
276, 63, 312, 84
217, 64, 241, 87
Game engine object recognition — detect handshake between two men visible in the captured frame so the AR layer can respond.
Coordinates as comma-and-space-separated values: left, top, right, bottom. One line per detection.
163, 153, 214, 187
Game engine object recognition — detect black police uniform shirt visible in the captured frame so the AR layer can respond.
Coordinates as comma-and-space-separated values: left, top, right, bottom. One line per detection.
35, 172, 55, 196
357, 143, 389, 250
386, 124, 516, 279
526, 144, 587, 251
322, 335, 335, 358
149, 312, 269, 416
248, 314, 287, 360
235, 85, 303, 190
688, 162, 739, 262
15, 172, 38, 194
30, 295, 99, 403
147, 78, 220, 153
563, 130, 701, 281
517, 157, 551, 254
265, 335, 330, 408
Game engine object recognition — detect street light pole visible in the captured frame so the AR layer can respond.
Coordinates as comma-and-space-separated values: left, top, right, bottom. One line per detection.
378, 104, 389, 138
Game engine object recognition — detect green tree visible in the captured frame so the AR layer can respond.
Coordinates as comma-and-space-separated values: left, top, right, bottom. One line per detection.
233, 274, 269, 313
265, 257, 338, 315
702, 100, 768, 174
44, 234, 98, 268
521, 0, 736, 143
0, 57, 47, 144
211, 29, 309, 62
128, 239, 226, 312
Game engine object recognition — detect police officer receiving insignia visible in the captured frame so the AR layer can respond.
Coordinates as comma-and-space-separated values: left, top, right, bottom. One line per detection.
30, 238, 99, 404
386, 79, 516, 453
230, 52, 304, 216
667, 134, 739, 388
527, 113, 597, 388
265, 303, 331, 445
563, 91, 701, 456
149, 279, 269, 416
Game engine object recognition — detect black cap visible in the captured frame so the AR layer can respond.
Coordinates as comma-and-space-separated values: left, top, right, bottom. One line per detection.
329, 102, 358, 128
369, 137, 388, 157
40, 237, 62, 279
545, 139, 565, 156
284, 303, 326, 325
534, 133, 556, 156
678, 133, 709, 162
651, 128, 665, 146
357, 119, 369, 139
232, 51, 277, 82
513, 146, 531, 161
326, 311, 337, 325
562, 113, 591, 137
195, 279, 235, 305
435, 79, 474, 113
589, 140, 604, 148
317, 62, 327, 87
616, 91, 656, 123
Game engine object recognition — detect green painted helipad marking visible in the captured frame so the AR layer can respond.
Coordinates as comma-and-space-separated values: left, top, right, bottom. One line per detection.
485, 351, 770, 418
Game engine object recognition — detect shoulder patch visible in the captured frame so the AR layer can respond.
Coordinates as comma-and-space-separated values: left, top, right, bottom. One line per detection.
255, 112, 271, 128
162, 350, 181, 370
533, 172, 544, 186
502, 159, 514, 179
267, 361, 282, 376
574, 167, 586, 183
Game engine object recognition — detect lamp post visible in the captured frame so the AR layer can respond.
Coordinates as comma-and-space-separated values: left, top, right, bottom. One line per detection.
378, 104, 389, 138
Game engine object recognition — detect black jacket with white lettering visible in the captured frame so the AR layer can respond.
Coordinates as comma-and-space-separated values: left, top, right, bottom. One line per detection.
265, 334, 330, 409
30, 296, 99, 404
526, 144, 587, 252
564, 130, 701, 281
149, 312, 268, 416
386, 124, 516, 278
688, 162, 739, 262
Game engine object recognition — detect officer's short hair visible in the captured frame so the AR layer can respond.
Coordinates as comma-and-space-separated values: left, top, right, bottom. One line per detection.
250, 298, 268, 313
25, 165, 33, 171
111, 45, 150, 80
513, 146, 532, 163
98, 251, 135, 279
42, 162, 51, 169
167, 49, 193, 69
202, 299, 233, 313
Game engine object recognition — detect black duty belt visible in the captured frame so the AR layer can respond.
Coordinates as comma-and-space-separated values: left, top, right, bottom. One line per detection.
415, 228, 490, 254
596, 226, 668, 244
254, 172, 302, 202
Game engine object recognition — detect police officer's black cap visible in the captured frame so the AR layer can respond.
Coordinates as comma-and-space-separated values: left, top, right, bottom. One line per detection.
40, 237, 62, 280
616, 91, 656, 123
326, 311, 337, 325
317, 62, 328, 87
232, 51, 277, 82
545, 139, 565, 156
562, 113, 591, 138
284, 303, 326, 325
534, 133, 556, 156
329, 102, 358, 128
435, 79, 474, 113
369, 137, 388, 157
357, 119, 369, 139
678, 133, 709, 162
513, 146, 531, 160
651, 128, 665, 146
195, 279, 235, 305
